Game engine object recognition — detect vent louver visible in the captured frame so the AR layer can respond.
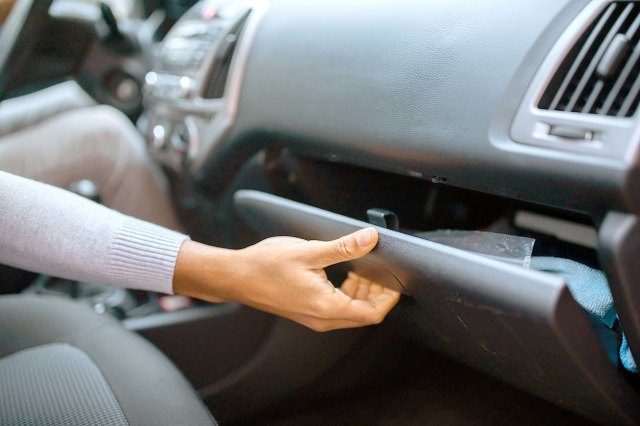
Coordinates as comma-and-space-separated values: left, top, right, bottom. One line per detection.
202, 16, 248, 99
538, 1, 640, 117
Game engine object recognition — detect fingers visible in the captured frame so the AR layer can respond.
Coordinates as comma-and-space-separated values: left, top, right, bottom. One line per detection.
284, 273, 401, 332
303, 227, 379, 268
355, 278, 371, 300
306, 289, 401, 332
339, 272, 360, 298
348, 287, 401, 323
340, 272, 387, 302
331, 272, 401, 328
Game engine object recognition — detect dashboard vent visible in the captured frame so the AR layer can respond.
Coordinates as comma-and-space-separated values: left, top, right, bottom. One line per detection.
538, 1, 640, 117
202, 16, 248, 99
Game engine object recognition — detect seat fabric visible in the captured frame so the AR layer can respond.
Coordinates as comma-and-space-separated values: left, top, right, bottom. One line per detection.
0, 343, 129, 426
0, 295, 216, 426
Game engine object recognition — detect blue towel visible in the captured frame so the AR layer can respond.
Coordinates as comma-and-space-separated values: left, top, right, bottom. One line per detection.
531, 257, 637, 373
620, 336, 636, 373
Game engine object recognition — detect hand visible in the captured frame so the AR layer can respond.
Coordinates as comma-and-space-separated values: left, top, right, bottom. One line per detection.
173, 228, 401, 331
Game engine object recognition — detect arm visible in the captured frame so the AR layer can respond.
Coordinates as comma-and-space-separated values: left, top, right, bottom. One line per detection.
0, 170, 186, 293
174, 231, 400, 331
0, 0, 15, 23
0, 171, 399, 330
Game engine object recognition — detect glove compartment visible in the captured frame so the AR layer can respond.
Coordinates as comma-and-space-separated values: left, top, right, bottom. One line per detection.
234, 189, 640, 425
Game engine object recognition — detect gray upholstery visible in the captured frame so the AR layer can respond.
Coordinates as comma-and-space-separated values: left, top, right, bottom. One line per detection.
0, 344, 129, 426
0, 295, 216, 426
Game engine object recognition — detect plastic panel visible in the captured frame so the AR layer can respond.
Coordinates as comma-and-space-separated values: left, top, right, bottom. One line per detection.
191, 0, 640, 215
599, 212, 640, 378
510, 0, 640, 164
235, 189, 640, 424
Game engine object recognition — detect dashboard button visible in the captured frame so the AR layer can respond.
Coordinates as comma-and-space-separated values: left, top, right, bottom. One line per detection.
179, 76, 195, 98
152, 124, 167, 149
549, 125, 594, 141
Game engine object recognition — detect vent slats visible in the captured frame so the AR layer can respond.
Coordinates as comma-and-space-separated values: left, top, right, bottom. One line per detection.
565, 3, 631, 111
547, 4, 616, 110
583, 9, 640, 113
202, 12, 250, 99
582, 80, 605, 113
539, 1, 640, 118
618, 65, 640, 115
623, 7, 640, 39
601, 43, 640, 113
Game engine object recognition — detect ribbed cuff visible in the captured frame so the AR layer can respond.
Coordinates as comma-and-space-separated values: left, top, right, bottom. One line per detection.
106, 217, 190, 294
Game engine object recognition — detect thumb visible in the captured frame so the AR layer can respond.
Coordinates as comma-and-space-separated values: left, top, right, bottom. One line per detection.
306, 227, 378, 268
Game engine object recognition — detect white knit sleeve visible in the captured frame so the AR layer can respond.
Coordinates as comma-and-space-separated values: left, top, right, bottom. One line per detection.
0, 170, 188, 294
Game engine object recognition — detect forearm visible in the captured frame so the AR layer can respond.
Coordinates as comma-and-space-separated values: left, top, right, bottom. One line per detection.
0, 171, 399, 331
0, 171, 187, 293
0, 0, 15, 23
173, 241, 235, 303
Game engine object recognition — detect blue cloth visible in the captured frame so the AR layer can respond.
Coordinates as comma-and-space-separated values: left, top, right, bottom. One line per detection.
531, 257, 637, 373
621, 336, 637, 373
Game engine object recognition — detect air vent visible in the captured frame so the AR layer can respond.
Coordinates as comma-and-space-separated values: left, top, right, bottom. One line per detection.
538, 1, 640, 117
202, 15, 249, 99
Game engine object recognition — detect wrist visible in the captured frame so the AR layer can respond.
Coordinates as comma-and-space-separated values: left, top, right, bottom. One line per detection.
172, 240, 237, 303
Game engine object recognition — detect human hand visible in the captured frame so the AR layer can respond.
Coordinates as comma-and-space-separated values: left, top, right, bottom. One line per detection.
173, 228, 401, 331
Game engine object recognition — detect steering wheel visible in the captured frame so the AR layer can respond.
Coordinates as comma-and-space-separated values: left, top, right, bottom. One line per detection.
0, 0, 54, 99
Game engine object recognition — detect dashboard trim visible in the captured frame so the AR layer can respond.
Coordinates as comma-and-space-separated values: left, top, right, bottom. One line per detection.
510, 0, 640, 165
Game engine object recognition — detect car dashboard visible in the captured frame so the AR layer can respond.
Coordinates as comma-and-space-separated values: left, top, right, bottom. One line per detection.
140, 0, 640, 423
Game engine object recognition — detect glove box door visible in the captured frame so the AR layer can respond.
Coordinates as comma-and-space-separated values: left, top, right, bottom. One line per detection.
234, 189, 640, 425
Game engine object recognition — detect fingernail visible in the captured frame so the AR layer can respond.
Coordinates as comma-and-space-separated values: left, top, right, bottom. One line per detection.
357, 228, 375, 248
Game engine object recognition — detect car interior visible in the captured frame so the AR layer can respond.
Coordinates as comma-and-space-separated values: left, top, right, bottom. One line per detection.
1, 0, 640, 424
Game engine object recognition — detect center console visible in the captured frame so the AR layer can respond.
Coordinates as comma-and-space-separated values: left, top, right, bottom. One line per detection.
141, 0, 268, 172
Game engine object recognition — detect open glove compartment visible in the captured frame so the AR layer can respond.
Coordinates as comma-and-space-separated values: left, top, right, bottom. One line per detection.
234, 189, 640, 424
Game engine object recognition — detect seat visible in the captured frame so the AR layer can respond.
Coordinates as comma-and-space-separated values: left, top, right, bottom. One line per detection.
0, 294, 216, 425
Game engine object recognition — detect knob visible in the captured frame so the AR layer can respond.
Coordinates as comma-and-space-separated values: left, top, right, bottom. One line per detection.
114, 77, 138, 103
171, 122, 189, 155
151, 124, 167, 149
179, 76, 195, 98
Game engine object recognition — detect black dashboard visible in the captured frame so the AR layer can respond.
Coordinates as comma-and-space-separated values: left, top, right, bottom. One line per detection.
145, 0, 640, 215
142, 1, 640, 423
